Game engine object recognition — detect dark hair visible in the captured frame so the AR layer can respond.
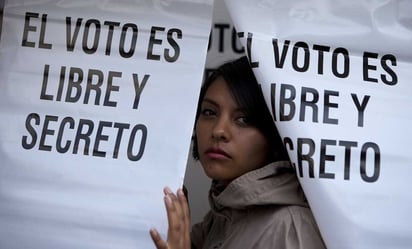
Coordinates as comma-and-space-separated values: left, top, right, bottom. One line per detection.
192, 56, 289, 162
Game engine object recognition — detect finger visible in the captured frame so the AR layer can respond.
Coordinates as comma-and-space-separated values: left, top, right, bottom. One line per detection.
149, 228, 168, 249
177, 188, 191, 249
163, 187, 188, 248
177, 188, 190, 226
164, 188, 184, 234
163, 186, 174, 196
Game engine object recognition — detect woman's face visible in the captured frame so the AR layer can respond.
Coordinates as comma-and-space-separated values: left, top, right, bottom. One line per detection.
195, 76, 271, 184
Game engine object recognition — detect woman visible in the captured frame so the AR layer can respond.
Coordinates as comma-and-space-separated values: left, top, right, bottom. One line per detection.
150, 56, 326, 249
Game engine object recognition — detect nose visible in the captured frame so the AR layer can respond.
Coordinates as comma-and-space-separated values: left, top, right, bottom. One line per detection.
211, 115, 231, 142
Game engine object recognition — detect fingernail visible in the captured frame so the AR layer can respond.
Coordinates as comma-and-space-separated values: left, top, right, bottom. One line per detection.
149, 228, 158, 237
164, 195, 172, 206
164, 186, 173, 195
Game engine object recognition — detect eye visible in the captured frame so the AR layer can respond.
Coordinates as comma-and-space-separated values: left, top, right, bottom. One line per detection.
236, 115, 251, 126
200, 108, 216, 117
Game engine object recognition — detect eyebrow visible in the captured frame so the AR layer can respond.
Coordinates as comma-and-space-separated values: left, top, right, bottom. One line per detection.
201, 98, 218, 107
201, 97, 247, 113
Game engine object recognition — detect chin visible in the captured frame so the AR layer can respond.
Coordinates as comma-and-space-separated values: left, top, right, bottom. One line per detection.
202, 164, 223, 180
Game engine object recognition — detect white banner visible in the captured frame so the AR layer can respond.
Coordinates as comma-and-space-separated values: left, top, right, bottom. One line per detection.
204, 0, 244, 71
183, 0, 245, 225
225, 0, 412, 248
0, 1, 213, 248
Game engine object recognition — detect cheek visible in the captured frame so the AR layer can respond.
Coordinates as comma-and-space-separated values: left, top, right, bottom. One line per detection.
195, 123, 207, 148
241, 134, 270, 164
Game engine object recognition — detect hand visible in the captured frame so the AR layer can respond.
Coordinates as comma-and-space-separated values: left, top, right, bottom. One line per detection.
150, 187, 191, 249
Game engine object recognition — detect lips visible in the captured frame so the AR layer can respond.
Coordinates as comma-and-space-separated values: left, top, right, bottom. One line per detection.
204, 147, 231, 160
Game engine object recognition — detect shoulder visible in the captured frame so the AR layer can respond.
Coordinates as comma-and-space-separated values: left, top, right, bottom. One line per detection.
190, 211, 216, 248
280, 205, 317, 225
249, 204, 311, 222
254, 205, 326, 249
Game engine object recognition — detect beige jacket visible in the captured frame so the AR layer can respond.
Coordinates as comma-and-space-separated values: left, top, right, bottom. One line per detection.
191, 161, 326, 249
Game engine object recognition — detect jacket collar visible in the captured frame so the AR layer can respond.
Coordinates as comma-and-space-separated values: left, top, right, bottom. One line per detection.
208, 161, 308, 212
